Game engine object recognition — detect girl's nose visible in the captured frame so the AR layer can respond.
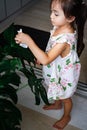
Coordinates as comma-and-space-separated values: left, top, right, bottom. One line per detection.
50, 12, 53, 19
50, 12, 54, 20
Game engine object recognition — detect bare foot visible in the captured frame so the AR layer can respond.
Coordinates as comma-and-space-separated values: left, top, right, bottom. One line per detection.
43, 103, 62, 110
53, 115, 71, 129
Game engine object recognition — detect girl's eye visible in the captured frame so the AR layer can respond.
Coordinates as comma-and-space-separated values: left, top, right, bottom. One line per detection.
50, 10, 59, 16
55, 13, 59, 16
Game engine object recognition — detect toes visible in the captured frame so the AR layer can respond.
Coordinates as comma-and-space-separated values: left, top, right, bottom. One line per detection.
53, 116, 71, 129
43, 105, 49, 109
53, 123, 62, 129
43, 104, 52, 110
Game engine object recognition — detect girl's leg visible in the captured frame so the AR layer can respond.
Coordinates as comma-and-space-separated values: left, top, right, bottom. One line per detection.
43, 100, 62, 110
53, 98, 72, 129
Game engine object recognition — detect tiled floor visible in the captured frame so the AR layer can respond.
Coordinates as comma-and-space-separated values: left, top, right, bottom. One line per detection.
17, 82, 87, 130
18, 104, 82, 130
0, 0, 87, 130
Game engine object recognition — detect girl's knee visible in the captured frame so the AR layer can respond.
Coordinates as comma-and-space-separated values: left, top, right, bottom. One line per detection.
62, 98, 72, 103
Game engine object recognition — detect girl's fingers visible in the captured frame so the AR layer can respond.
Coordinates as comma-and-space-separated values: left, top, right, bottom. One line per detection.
15, 40, 20, 44
15, 36, 21, 44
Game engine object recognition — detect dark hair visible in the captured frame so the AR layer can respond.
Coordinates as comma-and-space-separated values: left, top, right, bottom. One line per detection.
76, 2, 87, 57
51, 0, 87, 57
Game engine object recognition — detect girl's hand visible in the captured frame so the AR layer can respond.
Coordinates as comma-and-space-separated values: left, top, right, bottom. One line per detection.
35, 59, 41, 65
15, 32, 33, 46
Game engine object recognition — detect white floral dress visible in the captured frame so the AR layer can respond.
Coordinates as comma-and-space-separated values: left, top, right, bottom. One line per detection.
43, 27, 81, 101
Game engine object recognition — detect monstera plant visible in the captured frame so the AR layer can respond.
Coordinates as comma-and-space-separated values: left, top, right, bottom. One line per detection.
0, 24, 49, 130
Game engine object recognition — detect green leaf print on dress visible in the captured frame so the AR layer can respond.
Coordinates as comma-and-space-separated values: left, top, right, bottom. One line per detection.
73, 61, 80, 65
47, 74, 51, 77
56, 36, 62, 41
58, 65, 61, 72
58, 77, 61, 84
63, 86, 66, 91
68, 83, 72, 87
62, 83, 72, 91
72, 44, 75, 50
50, 78, 55, 82
47, 64, 51, 68
66, 59, 71, 65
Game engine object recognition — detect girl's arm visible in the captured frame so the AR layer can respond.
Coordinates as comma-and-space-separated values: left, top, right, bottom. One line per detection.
15, 32, 67, 65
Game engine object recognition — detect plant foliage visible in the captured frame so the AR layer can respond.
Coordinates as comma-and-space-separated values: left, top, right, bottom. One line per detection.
0, 23, 49, 130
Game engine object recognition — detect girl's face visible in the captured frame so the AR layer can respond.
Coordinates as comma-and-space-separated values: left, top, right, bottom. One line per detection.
50, 0, 71, 27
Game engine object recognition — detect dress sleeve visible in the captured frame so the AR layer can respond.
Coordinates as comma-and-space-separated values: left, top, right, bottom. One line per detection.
55, 34, 69, 44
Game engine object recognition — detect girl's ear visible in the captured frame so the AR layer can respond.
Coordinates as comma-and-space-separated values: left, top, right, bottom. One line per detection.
67, 16, 75, 23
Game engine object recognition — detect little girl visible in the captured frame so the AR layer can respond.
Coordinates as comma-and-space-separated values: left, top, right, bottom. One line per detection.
15, 0, 87, 129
